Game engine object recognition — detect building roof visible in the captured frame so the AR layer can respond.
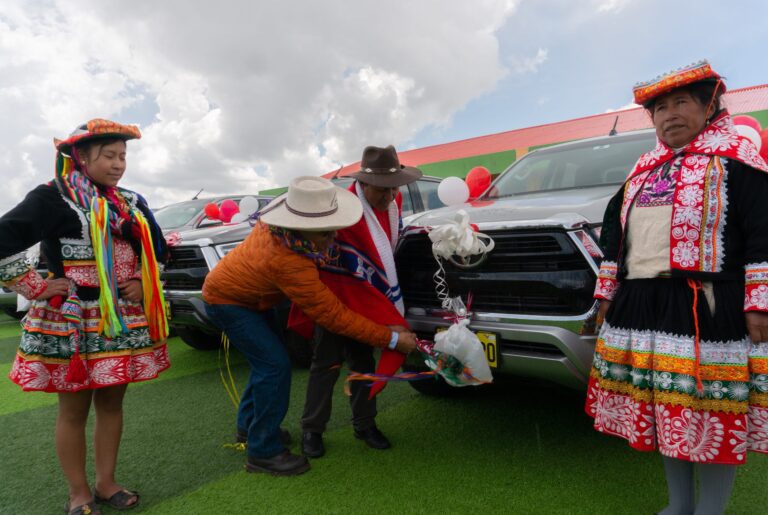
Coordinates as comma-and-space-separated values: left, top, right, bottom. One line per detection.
325, 83, 768, 179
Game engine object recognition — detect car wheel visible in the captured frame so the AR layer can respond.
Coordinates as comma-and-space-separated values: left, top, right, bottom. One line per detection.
176, 328, 221, 351
284, 330, 313, 368
403, 365, 458, 397
2, 307, 26, 320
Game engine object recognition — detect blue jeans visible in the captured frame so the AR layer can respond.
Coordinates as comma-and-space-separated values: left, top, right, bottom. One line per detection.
204, 302, 291, 459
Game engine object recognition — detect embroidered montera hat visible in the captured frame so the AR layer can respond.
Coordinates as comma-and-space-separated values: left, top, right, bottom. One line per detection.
633, 60, 726, 106
55, 118, 141, 156
348, 145, 423, 188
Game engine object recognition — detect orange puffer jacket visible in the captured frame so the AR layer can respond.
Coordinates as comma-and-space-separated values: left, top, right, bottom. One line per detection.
202, 224, 391, 348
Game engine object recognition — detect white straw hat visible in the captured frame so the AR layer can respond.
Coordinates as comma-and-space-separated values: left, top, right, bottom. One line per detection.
259, 176, 363, 231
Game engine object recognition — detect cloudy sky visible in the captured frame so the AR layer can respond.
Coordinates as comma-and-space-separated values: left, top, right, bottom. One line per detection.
1, 0, 766, 213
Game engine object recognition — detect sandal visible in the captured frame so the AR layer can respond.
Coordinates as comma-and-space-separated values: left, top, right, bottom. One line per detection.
94, 489, 140, 511
64, 500, 100, 515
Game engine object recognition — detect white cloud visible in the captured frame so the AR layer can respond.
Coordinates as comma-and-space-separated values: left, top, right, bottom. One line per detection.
509, 48, 549, 75
605, 101, 640, 113
596, 0, 633, 13
0, 0, 519, 212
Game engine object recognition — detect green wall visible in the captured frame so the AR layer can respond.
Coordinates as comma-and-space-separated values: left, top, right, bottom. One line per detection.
746, 109, 768, 128
417, 149, 516, 178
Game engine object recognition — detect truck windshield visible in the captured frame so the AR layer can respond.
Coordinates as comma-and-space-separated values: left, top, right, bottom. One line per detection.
485, 133, 656, 198
153, 199, 210, 230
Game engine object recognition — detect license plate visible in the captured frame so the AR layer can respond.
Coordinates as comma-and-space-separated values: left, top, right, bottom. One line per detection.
435, 328, 498, 368
477, 331, 498, 368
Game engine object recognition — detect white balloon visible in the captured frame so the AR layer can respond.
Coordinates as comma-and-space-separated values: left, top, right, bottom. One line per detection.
437, 177, 470, 206
736, 124, 762, 151
239, 196, 261, 215
229, 212, 248, 224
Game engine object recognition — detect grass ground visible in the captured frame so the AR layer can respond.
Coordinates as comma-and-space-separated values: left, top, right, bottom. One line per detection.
0, 317, 765, 514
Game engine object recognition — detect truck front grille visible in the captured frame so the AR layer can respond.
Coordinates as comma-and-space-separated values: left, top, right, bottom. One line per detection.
396, 230, 595, 316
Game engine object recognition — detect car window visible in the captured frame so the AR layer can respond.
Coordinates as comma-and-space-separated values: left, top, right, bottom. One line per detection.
399, 185, 413, 217
486, 134, 655, 198
416, 180, 446, 211
154, 199, 209, 229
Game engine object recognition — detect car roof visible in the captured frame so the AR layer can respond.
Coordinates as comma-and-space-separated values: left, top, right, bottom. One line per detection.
528, 128, 656, 156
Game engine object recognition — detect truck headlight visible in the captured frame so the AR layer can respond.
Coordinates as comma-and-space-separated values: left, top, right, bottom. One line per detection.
215, 242, 241, 258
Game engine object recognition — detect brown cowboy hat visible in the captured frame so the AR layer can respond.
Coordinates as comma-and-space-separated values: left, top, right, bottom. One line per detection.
348, 145, 423, 188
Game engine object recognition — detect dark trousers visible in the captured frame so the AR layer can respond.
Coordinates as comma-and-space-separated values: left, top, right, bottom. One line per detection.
204, 302, 290, 459
301, 328, 377, 433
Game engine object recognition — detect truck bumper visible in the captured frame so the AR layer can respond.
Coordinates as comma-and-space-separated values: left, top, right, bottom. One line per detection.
405, 313, 597, 390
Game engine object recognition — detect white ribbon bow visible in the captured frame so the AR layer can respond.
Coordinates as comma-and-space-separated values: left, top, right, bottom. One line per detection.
427, 210, 494, 312
428, 210, 494, 260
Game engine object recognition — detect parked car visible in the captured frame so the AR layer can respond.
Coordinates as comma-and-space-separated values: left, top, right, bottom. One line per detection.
0, 245, 45, 320
395, 129, 656, 395
162, 175, 446, 358
0, 286, 22, 319
153, 195, 273, 232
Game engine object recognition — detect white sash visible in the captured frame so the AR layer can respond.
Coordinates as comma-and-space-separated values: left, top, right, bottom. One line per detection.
354, 182, 404, 315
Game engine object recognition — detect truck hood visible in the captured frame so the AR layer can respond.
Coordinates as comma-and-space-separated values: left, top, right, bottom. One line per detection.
171, 223, 253, 246
406, 184, 617, 229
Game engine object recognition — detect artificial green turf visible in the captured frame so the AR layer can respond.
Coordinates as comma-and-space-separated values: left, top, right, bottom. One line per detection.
0, 329, 765, 514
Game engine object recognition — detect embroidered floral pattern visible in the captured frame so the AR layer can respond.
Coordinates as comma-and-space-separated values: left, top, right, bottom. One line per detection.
586, 322, 767, 463
594, 261, 619, 300
8, 345, 170, 393
636, 162, 680, 207
672, 241, 699, 268
745, 263, 768, 313
9, 269, 47, 299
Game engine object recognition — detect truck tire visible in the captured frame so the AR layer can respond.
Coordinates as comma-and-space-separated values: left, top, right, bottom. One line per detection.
176, 328, 221, 351
2, 307, 25, 320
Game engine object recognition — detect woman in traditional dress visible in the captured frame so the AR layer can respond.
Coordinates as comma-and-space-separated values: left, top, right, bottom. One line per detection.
202, 175, 417, 476
585, 61, 768, 515
0, 119, 169, 514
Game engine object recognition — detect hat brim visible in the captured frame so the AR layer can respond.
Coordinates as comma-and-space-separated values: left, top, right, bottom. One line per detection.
259, 186, 363, 231
348, 165, 423, 188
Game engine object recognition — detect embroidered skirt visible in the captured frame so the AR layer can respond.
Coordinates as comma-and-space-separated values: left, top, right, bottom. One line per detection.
8, 298, 170, 393
585, 278, 768, 464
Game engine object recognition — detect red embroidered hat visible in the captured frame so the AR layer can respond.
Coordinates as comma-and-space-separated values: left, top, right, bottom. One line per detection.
55, 118, 141, 155
633, 60, 725, 106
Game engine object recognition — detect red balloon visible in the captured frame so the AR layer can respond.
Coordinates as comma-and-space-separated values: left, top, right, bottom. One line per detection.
465, 166, 492, 199
219, 199, 239, 223
733, 115, 762, 133
204, 202, 220, 220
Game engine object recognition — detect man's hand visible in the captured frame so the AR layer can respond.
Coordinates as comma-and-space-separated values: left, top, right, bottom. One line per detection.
746, 311, 768, 343
118, 280, 143, 303
395, 331, 418, 354
388, 325, 408, 333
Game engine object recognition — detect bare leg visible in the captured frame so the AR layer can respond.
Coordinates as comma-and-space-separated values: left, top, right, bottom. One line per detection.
57, 390, 94, 509
93, 384, 136, 506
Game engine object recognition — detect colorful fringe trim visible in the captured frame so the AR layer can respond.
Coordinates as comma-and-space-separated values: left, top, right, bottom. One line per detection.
134, 210, 169, 342
90, 197, 128, 338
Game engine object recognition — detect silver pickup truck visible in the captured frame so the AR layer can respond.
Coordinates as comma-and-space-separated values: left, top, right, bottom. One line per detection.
396, 129, 656, 395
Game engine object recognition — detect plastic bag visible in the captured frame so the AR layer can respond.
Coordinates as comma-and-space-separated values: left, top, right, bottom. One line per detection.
430, 319, 493, 386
